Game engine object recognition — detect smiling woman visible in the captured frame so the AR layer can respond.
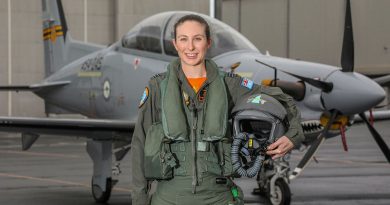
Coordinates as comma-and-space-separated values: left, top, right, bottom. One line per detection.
172, 15, 211, 78
165, 12, 258, 58
130, 13, 304, 205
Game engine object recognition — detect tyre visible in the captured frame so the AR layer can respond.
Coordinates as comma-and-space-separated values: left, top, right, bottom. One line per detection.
92, 177, 112, 203
268, 178, 291, 205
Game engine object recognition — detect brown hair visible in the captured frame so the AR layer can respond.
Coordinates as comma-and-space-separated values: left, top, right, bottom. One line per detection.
173, 14, 210, 40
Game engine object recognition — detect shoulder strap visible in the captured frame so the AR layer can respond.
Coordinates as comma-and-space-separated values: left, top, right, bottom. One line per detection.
150, 72, 166, 124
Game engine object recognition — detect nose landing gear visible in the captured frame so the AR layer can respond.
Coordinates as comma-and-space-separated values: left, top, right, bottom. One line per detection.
254, 156, 291, 205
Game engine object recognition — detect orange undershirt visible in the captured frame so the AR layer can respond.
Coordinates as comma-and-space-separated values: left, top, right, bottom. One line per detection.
187, 77, 207, 93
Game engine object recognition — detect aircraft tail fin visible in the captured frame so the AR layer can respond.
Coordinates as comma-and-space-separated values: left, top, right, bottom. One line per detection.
42, 0, 69, 77
42, 0, 104, 77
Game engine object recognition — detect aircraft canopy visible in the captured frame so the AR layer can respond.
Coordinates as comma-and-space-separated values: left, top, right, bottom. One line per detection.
122, 11, 258, 58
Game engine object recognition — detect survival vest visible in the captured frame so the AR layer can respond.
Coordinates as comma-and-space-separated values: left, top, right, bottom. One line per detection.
144, 59, 233, 188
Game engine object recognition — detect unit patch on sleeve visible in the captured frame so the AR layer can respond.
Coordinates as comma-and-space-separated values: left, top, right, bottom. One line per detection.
241, 77, 254, 90
247, 94, 266, 104
139, 87, 149, 108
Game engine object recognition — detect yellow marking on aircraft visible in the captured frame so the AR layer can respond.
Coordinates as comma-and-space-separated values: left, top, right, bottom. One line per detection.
42, 25, 63, 42
78, 71, 102, 77
262, 79, 273, 86
320, 114, 349, 130
43, 25, 62, 33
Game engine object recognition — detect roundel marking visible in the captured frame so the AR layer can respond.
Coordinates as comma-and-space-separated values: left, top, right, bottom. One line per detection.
103, 80, 111, 100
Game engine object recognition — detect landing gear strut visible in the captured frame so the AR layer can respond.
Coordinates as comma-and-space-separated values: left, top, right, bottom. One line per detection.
87, 140, 113, 203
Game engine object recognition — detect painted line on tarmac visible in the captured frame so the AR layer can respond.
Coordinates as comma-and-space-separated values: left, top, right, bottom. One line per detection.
0, 142, 86, 149
313, 157, 390, 166
0, 150, 81, 158
0, 172, 131, 192
291, 155, 390, 166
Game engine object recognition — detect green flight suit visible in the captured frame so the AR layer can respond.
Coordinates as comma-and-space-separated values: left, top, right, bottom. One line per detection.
130, 58, 304, 205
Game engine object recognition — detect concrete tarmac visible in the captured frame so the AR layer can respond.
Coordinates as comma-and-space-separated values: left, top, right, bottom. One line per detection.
1, 121, 389, 205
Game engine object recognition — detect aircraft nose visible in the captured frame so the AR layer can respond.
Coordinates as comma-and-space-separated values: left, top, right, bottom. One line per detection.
322, 71, 385, 115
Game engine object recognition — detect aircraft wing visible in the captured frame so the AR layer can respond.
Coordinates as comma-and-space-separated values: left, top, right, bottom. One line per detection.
0, 117, 135, 150
0, 81, 71, 92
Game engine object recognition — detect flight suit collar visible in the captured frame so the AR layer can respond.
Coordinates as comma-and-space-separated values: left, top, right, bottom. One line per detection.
171, 58, 219, 95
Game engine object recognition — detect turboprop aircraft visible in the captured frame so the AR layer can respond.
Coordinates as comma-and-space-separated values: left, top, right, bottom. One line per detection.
0, 0, 389, 204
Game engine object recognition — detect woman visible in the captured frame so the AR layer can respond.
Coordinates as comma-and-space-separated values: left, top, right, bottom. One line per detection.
130, 14, 303, 205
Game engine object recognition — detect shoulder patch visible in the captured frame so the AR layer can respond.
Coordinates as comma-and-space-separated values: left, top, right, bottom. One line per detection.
139, 87, 149, 108
241, 77, 254, 90
225, 72, 238, 78
247, 94, 266, 104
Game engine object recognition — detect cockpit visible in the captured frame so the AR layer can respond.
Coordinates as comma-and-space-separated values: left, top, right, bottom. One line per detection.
121, 11, 258, 58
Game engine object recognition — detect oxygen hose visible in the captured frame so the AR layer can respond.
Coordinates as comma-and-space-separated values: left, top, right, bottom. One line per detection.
231, 133, 265, 178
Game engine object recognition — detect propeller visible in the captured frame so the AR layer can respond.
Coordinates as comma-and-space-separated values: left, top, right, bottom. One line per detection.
290, 110, 339, 180
341, 0, 354, 72
340, 0, 390, 163
358, 113, 390, 163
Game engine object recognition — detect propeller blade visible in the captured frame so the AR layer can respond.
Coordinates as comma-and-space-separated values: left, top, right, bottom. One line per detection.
282, 71, 333, 93
358, 113, 390, 163
341, 0, 354, 72
255, 59, 333, 92
290, 111, 338, 180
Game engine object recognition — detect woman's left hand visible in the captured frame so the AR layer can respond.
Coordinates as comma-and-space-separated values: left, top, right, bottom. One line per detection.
266, 136, 294, 159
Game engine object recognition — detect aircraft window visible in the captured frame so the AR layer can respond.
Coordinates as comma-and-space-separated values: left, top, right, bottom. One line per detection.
122, 14, 166, 53
164, 12, 258, 58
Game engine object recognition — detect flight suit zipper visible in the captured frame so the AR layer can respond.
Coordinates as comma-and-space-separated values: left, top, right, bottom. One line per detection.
190, 105, 198, 194
197, 82, 209, 136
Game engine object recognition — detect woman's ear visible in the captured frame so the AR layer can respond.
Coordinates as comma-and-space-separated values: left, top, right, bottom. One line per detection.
172, 39, 178, 51
207, 38, 212, 49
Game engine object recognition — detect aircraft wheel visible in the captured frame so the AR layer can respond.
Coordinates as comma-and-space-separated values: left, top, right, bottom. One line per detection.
92, 177, 112, 203
268, 178, 291, 205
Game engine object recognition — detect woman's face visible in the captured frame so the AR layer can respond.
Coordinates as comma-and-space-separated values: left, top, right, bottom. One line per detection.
173, 20, 211, 68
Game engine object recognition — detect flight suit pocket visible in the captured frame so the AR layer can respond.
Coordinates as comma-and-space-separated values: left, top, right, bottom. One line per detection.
203, 152, 221, 175
220, 140, 234, 176
144, 122, 176, 180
